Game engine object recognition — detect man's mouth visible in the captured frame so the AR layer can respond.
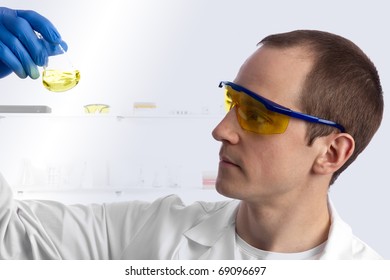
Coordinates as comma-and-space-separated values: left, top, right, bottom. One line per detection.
219, 154, 240, 168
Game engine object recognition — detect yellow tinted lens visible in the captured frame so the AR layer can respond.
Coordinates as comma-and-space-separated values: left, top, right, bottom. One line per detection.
237, 102, 290, 134
224, 89, 234, 112
225, 86, 290, 134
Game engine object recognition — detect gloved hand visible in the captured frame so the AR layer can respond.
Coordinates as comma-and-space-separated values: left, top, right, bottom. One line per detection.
0, 7, 67, 79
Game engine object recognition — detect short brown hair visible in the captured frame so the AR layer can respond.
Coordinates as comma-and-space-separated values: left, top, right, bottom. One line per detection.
259, 30, 383, 185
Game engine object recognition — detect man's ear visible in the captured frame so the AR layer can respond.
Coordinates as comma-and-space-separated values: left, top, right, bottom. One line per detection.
312, 133, 355, 176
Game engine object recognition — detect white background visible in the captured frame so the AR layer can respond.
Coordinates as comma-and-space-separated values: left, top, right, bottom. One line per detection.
1, 0, 389, 259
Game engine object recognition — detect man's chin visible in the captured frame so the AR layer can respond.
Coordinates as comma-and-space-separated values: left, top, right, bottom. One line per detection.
215, 180, 237, 200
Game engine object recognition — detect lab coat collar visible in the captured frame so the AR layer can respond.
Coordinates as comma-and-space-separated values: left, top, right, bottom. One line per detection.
180, 197, 355, 259
183, 200, 239, 246
319, 198, 353, 259
180, 199, 240, 259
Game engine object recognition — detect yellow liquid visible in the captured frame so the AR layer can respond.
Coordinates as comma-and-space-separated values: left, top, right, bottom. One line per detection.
42, 69, 80, 92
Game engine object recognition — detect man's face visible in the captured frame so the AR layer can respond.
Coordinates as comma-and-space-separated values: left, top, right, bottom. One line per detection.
212, 45, 320, 203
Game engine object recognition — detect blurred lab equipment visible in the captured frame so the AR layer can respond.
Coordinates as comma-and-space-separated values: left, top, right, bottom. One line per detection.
84, 104, 110, 114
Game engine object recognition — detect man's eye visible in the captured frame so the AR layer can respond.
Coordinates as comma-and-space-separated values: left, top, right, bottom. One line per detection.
245, 108, 272, 124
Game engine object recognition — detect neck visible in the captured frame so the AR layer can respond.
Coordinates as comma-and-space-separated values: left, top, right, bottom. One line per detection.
235, 191, 330, 253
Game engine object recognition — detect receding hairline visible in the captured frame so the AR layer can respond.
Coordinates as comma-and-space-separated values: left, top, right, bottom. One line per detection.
257, 36, 319, 64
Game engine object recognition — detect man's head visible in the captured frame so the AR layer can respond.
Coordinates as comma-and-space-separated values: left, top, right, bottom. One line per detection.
212, 30, 383, 202
260, 30, 383, 184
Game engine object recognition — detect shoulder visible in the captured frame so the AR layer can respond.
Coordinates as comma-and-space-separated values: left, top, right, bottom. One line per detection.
323, 198, 383, 260
105, 194, 237, 226
154, 194, 237, 219
351, 236, 383, 260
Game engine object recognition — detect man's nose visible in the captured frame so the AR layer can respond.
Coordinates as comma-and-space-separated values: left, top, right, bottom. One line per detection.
212, 108, 240, 144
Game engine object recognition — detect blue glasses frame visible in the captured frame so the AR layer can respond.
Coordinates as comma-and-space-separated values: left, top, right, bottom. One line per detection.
219, 81, 345, 133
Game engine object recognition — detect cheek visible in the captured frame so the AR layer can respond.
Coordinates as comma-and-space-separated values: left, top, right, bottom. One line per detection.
244, 139, 313, 185
244, 146, 283, 181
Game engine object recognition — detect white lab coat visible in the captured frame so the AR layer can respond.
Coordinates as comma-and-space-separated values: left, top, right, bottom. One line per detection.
0, 174, 382, 259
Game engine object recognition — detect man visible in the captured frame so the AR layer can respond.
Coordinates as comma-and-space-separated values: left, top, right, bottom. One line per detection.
0, 7, 384, 259
212, 31, 383, 259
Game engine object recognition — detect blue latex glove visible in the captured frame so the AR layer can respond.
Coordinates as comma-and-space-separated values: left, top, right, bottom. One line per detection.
0, 7, 67, 79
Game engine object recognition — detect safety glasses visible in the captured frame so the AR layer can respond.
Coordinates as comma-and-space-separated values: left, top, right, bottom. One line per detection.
219, 81, 345, 134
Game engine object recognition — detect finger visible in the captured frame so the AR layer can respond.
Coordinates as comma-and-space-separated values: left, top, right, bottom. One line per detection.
0, 63, 13, 79
16, 10, 62, 44
13, 10, 67, 60
41, 38, 68, 56
0, 40, 27, 78
0, 25, 40, 79
2, 12, 48, 67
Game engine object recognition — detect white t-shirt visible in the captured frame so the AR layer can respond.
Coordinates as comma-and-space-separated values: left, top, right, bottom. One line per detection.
235, 234, 326, 260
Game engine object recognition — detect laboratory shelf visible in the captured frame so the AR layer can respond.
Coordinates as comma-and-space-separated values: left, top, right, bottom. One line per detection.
13, 186, 225, 205
0, 114, 224, 123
